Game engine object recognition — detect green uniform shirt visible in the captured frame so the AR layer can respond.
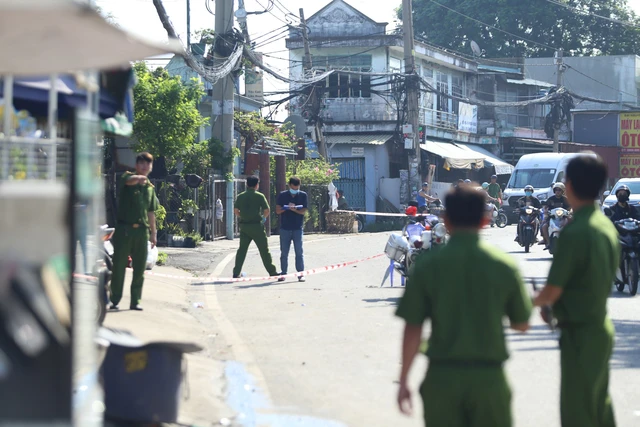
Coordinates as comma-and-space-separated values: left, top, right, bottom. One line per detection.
547, 204, 619, 325
488, 182, 501, 199
235, 188, 269, 224
117, 172, 158, 228
396, 232, 532, 363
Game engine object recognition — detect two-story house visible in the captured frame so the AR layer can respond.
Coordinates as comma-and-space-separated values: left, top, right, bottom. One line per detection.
286, 0, 513, 210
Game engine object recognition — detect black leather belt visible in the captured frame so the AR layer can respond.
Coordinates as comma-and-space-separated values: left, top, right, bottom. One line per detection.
429, 360, 503, 368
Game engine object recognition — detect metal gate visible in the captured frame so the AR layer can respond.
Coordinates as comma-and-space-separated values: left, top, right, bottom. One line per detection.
205, 177, 246, 239
334, 158, 366, 210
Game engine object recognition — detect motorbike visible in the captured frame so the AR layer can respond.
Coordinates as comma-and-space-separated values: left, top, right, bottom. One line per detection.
613, 218, 640, 296
382, 212, 448, 284
516, 206, 541, 253
547, 208, 570, 255
487, 203, 508, 228
97, 225, 115, 325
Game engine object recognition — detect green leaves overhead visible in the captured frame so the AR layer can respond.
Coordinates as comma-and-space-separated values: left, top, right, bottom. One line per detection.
405, 0, 640, 57
132, 62, 207, 160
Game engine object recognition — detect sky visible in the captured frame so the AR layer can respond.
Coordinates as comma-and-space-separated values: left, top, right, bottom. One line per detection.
97, 0, 640, 117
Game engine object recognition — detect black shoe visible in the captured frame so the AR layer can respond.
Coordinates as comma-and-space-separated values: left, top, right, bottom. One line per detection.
109, 304, 119, 310
130, 304, 143, 311
278, 276, 286, 282
233, 275, 240, 279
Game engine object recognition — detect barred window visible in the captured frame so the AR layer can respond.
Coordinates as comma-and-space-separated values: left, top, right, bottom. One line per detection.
314, 55, 373, 99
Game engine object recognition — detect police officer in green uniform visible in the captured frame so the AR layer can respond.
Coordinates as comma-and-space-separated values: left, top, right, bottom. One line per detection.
488, 174, 503, 209
396, 186, 532, 427
232, 175, 279, 278
534, 155, 618, 427
110, 152, 158, 311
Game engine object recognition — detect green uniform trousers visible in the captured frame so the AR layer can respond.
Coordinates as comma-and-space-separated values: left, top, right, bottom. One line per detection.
110, 225, 149, 306
560, 320, 616, 427
421, 364, 512, 427
233, 223, 278, 277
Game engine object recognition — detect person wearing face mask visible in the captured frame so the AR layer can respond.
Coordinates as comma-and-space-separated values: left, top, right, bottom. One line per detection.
515, 185, 542, 242
276, 176, 308, 282
540, 182, 571, 247
608, 185, 640, 222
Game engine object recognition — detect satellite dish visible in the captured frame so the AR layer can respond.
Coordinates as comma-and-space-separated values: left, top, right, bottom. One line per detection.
470, 40, 483, 57
283, 115, 307, 139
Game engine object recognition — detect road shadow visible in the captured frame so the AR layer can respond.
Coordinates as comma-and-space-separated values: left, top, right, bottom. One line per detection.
527, 257, 553, 262
233, 280, 281, 289
611, 319, 640, 369
362, 297, 400, 307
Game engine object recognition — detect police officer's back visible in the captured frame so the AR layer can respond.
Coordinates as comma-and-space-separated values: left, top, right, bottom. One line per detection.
533, 155, 619, 427
395, 187, 531, 427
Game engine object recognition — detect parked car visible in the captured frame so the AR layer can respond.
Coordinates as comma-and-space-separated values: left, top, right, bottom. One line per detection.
602, 178, 640, 212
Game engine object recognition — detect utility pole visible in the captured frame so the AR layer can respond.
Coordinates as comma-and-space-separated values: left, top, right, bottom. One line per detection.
237, 0, 250, 44
299, 8, 328, 158
402, 0, 422, 200
186, 0, 191, 49
553, 48, 564, 153
213, 0, 236, 239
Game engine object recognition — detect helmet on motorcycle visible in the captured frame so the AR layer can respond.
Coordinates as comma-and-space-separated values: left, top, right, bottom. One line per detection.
552, 182, 565, 194
616, 185, 631, 199
482, 182, 489, 190
464, 179, 471, 183
524, 185, 534, 192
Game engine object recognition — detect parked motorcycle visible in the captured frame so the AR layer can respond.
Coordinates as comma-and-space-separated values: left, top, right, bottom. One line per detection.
487, 203, 508, 228
516, 207, 541, 253
382, 213, 448, 284
547, 208, 570, 255
97, 225, 114, 325
613, 218, 640, 296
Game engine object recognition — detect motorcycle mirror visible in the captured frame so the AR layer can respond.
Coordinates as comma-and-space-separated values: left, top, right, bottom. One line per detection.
603, 191, 611, 197
604, 207, 612, 217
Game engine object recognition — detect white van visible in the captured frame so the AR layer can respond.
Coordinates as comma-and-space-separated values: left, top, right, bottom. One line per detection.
502, 153, 594, 210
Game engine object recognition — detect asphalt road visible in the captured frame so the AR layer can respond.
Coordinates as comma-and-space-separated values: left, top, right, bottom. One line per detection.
181, 227, 640, 427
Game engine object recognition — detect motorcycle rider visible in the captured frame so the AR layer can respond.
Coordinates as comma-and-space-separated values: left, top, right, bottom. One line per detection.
417, 182, 440, 213
609, 185, 640, 221
516, 185, 542, 242
541, 182, 571, 248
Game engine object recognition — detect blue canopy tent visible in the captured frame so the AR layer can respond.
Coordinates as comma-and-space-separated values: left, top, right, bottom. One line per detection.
0, 75, 125, 120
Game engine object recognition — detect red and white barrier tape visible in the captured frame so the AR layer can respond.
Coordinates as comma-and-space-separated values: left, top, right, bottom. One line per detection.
73, 253, 385, 284
334, 210, 411, 218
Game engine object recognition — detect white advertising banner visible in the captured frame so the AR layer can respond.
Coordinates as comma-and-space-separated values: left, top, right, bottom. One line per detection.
457, 102, 478, 134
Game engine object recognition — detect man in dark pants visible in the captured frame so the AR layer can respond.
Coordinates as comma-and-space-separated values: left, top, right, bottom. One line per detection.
534, 155, 618, 427
110, 152, 158, 311
232, 175, 279, 278
396, 187, 531, 427
276, 176, 308, 282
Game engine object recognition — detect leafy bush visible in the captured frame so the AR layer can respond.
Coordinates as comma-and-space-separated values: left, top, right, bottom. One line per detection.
156, 252, 168, 265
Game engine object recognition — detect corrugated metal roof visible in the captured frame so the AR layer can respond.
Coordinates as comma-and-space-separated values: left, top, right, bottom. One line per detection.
325, 134, 392, 145
506, 78, 554, 88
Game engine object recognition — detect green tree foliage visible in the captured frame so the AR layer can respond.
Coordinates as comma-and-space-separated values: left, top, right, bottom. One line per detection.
404, 0, 640, 57
132, 62, 207, 163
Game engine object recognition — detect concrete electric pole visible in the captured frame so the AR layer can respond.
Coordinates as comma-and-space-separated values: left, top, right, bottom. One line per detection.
212, 0, 236, 239
553, 48, 564, 153
402, 0, 422, 200
299, 8, 328, 159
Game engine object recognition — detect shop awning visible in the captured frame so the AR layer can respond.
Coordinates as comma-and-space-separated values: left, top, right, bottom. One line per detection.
456, 143, 515, 175
420, 140, 485, 170
326, 134, 392, 146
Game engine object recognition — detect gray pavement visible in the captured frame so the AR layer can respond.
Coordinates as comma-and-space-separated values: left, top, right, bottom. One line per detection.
137, 227, 640, 426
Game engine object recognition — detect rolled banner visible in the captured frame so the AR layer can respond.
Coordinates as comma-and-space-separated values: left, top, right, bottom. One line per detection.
282, 205, 304, 210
